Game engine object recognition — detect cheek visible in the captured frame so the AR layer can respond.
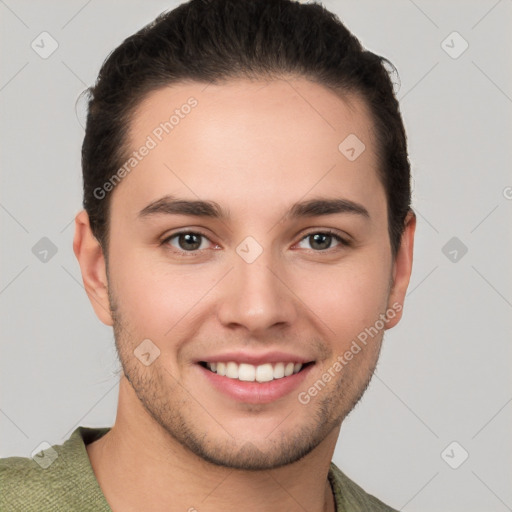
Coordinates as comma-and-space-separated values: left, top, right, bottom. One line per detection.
291, 253, 391, 342
109, 248, 218, 336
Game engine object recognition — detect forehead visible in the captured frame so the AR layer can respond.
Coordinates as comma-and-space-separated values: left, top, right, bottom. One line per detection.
112, 77, 384, 220
129, 77, 376, 154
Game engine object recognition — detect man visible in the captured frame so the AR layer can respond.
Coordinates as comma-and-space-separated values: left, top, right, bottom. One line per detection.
0, 0, 415, 510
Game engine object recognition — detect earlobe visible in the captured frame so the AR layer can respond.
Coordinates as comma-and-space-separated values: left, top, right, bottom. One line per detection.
73, 210, 114, 326
385, 210, 416, 330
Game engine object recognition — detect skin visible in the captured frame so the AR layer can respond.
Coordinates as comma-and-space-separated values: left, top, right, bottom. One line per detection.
73, 77, 415, 512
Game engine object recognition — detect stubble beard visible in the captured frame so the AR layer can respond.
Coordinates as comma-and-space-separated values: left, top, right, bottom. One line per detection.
108, 287, 381, 471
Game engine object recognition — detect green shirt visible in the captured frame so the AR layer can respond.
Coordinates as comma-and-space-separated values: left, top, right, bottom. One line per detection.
0, 426, 398, 511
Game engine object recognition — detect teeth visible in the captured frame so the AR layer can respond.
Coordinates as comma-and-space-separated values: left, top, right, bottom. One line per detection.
226, 361, 238, 379
216, 362, 226, 376
205, 361, 304, 382
238, 363, 255, 382
273, 362, 285, 379
256, 363, 273, 382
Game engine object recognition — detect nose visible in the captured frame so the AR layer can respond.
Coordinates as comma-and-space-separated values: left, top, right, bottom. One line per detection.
216, 248, 298, 335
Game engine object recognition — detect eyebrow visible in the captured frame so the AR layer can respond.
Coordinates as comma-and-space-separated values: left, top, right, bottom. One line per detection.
138, 195, 370, 221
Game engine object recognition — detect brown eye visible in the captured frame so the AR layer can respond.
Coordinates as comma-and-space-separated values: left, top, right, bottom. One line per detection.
164, 232, 210, 252
296, 231, 349, 251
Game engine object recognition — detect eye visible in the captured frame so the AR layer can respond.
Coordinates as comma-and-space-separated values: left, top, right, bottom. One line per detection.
296, 230, 350, 251
163, 231, 214, 253
161, 229, 350, 257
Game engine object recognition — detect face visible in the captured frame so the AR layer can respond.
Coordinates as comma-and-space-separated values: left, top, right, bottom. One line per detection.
89, 77, 413, 470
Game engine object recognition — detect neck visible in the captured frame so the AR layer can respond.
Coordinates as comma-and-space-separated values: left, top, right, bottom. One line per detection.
87, 377, 339, 512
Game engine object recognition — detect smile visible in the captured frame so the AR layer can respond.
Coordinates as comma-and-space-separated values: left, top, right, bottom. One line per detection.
201, 361, 305, 382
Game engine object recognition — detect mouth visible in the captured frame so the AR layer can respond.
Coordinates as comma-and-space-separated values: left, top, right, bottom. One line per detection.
196, 358, 315, 404
198, 360, 313, 383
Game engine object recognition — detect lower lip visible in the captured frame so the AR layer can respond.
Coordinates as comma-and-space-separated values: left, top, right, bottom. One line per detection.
198, 364, 314, 404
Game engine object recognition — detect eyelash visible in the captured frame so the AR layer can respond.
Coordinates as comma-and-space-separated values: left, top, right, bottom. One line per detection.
160, 229, 351, 257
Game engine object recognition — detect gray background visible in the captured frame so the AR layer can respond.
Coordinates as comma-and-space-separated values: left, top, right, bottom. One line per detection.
1, 1, 511, 510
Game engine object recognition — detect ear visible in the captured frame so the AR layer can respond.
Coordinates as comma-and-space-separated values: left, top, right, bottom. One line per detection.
385, 210, 416, 329
73, 210, 113, 326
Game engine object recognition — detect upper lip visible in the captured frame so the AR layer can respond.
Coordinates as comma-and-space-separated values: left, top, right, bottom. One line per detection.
196, 351, 315, 366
